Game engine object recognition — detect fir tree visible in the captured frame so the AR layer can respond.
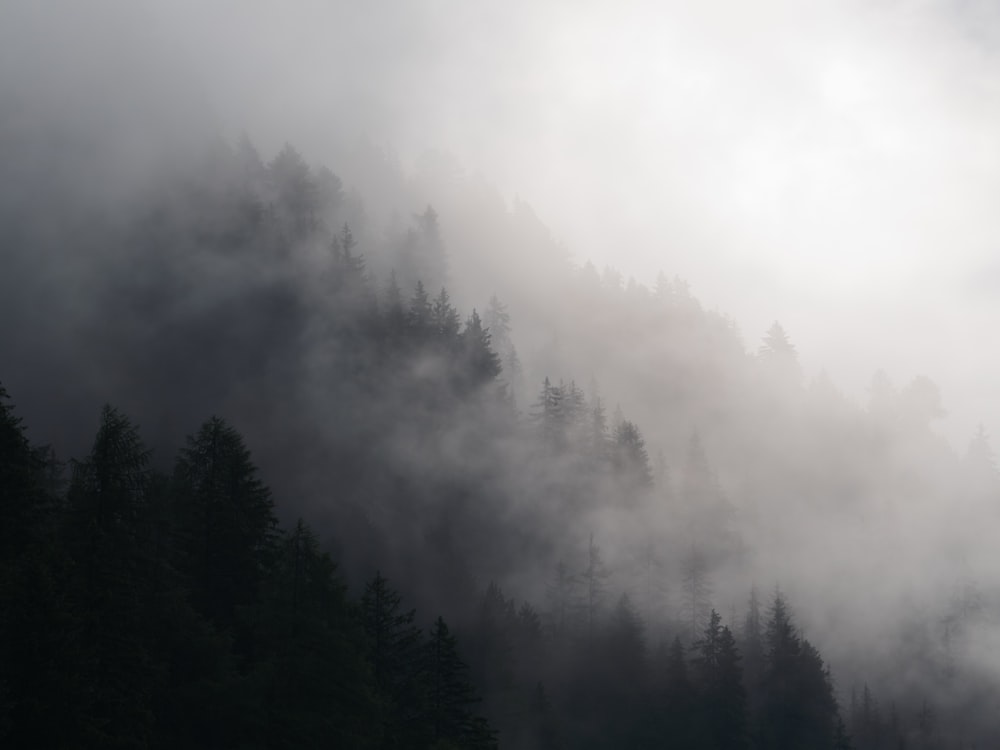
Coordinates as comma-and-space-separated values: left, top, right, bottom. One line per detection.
422, 616, 497, 749
172, 416, 279, 630
693, 610, 747, 749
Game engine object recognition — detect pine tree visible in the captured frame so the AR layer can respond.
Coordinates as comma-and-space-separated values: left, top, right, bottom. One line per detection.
612, 419, 653, 499
331, 223, 367, 289
0, 382, 48, 559
759, 322, 797, 361
693, 610, 747, 749
63, 405, 160, 749
661, 636, 697, 746
254, 520, 379, 749
852, 683, 884, 750
407, 280, 433, 337
0, 386, 69, 748
470, 582, 517, 700
483, 295, 512, 353
421, 616, 497, 749
600, 594, 648, 746
268, 143, 319, 239
172, 416, 279, 631
532, 378, 566, 449
431, 287, 462, 341
741, 586, 765, 717
546, 561, 579, 640
681, 546, 713, 641
759, 592, 846, 750
383, 272, 406, 341
461, 309, 502, 387
588, 394, 610, 463
361, 571, 424, 748
581, 533, 610, 638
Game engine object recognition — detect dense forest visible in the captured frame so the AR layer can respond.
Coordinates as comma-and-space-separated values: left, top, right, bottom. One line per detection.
3, 118, 1000, 748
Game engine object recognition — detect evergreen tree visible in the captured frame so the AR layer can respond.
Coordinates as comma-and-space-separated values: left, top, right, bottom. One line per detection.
461, 309, 503, 387
407, 280, 433, 337
253, 520, 379, 750
483, 295, 512, 353
741, 586, 765, 716
581, 533, 610, 638
681, 546, 713, 641
0, 385, 69, 748
759, 322, 796, 359
600, 594, 648, 747
361, 571, 423, 730
63, 405, 161, 749
172, 416, 279, 631
431, 287, 462, 341
421, 616, 497, 749
660, 636, 698, 746
759, 592, 845, 750
588, 394, 610, 463
383, 272, 407, 340
546, 561, 579, 640
693, 610, 747, 749
611, 419, 653, 499
852, 683, 884, 750
268, 143, 319, 239
532, 377, 566, 449
0, 382, 49, 558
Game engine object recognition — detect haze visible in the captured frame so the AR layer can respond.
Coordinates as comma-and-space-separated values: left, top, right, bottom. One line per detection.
11, 0, 990, 444
3, 1, 1000, 747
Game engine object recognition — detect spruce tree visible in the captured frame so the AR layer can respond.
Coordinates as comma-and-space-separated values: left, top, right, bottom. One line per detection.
172, 416, 279, 631
421, 616, 497, 749
63, 406, 161, 749
694, 610, 747, 749
361, 571, 424, 747
0, 382, 49, 559
254, 520, 378, 749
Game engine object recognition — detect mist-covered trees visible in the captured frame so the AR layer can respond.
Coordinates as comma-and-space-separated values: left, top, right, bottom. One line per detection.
5, 126, 1000, 748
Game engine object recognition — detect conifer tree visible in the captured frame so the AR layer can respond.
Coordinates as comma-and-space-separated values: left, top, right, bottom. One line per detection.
0, 382, 48, 558
681, 546, 713, 641
661, 636, 697, 745
741, 586, 765, 718
361, 571, 424, 747
461, 309, 503, 387
172, 416, 279, 630
694, 610, 747, 749
407, 280, 433, 337
254, 520, 378, 749
63, 405, 160, 749
612, 419, 653, 499
432, 287, 462, 341
581, 533, 610, 638
759, 592, 846, 750
421, 616, 497, 749
546, 561, 579, 640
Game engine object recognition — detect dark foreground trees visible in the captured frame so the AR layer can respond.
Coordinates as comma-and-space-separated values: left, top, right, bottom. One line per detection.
0, 395, 498, 750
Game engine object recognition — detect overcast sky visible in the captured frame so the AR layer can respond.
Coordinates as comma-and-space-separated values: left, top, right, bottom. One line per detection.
6, 0, 1000, 447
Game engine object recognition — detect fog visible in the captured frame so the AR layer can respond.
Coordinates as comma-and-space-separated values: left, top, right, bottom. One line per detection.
74, 0, 1000, 446
4, 0, 1000, 747
6, 1, 1000, 440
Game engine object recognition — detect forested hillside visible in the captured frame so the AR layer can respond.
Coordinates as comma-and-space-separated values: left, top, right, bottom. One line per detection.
3, 127, 999, 749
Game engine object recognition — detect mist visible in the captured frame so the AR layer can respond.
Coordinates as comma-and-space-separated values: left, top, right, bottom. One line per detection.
3, 1, 1000, 748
